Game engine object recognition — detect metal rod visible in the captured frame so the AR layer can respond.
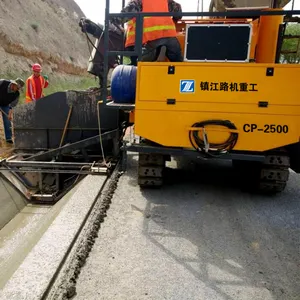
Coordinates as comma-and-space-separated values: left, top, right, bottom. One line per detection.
108, 10, 300, 18
14, 128, 100, 131
105, 51, 139, 57
292, 0, 295, 10
136, 15, 143, 60
3, 161, 107, 169
275, 23, 286, 63
0, 168, 107, 175
102, 0, 110, 104
59, 105, 73, 148
120, 0, 126, 64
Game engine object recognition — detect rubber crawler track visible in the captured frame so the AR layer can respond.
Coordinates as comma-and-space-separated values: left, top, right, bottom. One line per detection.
258, 152, 290, 193
138, 152, 165, 188
138, 149, 290, 194
233, 151, 290, 194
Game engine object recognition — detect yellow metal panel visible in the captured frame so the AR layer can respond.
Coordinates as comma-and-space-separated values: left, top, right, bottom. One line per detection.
135, 101, 300, 116
135, 62, 300, 152
135, 111, 299, 151
256, 9, 284, 63
137, 63, 300, 105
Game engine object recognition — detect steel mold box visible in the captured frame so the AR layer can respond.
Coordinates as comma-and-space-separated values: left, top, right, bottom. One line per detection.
184, 23, 252, 62
13, 90, 123, 151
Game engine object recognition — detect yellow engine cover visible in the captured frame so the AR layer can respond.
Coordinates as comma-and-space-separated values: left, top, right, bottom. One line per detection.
134, 62, 300, 152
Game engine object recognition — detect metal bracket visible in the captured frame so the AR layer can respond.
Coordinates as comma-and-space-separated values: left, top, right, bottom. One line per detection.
167, 99, 176, 105
168, 66, 175, 74
266, 67, 274, 76
202, 128, 209, 153
258, 101, 269, 108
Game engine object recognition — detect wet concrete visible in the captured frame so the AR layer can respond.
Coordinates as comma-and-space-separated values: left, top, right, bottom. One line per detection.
0, 174, 108, 300
74, 154, 300, 300
0, 179, 82, 291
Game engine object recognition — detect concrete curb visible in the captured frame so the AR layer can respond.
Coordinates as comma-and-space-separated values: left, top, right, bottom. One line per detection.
0, 174, 108, 300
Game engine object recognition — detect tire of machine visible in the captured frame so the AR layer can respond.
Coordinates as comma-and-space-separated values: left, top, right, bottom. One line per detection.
232, 151, 290, 194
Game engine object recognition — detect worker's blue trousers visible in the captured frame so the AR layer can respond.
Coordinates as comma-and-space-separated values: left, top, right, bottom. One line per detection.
0, 106, 12, 141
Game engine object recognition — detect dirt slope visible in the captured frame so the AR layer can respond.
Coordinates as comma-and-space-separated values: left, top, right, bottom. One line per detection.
0, 0, 90, 76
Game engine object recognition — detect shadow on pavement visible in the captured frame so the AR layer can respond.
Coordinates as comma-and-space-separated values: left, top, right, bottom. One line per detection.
126, 153, 300, 300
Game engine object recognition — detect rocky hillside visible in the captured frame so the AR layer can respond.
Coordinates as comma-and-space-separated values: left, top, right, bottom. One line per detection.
0, 0, 91, 78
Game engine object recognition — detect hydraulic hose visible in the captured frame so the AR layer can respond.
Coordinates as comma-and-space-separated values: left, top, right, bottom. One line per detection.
188, 119, 238, 157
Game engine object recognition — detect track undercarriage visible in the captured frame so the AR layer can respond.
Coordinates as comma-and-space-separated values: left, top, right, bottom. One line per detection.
233, 151, 290, 194
136, 140, 290, 194
137, 139, 166, 187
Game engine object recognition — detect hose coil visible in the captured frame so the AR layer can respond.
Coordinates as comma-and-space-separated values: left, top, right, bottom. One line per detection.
188, 119, 238, 157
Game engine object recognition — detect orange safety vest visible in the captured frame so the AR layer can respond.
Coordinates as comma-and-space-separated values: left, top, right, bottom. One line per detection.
125, 0, 177, 48
25, 75, 46, 103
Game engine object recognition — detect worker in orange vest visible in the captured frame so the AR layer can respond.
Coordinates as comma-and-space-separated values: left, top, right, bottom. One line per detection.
114, 0, 183, 63
25, 63, 49, 103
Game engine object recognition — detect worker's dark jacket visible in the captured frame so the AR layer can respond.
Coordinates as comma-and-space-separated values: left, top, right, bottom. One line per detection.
0, 80, 19, 107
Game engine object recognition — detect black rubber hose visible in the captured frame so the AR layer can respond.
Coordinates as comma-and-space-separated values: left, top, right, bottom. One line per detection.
188, 119, 238, 157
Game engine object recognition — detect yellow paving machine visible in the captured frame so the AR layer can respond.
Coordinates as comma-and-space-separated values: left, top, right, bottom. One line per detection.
88, 0, 300, 194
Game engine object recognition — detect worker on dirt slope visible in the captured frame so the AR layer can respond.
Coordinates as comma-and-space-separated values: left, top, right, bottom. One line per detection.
114, 0, 183, 63
25, 63, 49, 103
0, 78, 25, 144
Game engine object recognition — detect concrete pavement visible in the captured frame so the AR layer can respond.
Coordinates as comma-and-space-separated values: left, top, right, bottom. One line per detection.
74, 153, 300, 300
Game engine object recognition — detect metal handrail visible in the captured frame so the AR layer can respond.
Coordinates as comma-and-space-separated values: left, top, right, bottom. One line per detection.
102, 1, 300, 104
108, 10, 300, 18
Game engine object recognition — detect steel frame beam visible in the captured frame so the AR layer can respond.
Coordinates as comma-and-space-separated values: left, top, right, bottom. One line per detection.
108, 10, 300, 19
123, 143, 266, 162
3, 161, 107, 169
0, 167, 108, 175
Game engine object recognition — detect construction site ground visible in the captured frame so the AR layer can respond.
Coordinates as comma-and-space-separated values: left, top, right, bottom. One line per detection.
72, 153, 300, 300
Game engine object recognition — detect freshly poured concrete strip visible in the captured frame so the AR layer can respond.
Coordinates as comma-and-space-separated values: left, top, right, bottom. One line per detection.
0, 179, 82, 290
0, 204, 52, 289
0, 174, 107, 300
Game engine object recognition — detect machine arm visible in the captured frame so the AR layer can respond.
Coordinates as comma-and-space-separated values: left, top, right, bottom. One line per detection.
79, 18, 104, 39
78, 18, 125, 84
